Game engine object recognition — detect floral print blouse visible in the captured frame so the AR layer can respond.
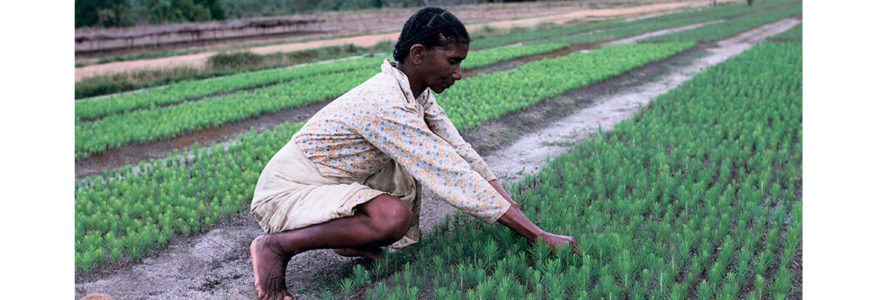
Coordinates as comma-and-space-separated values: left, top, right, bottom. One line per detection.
293, 59, 510, 223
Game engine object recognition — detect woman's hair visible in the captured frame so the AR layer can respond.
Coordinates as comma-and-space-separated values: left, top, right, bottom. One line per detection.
393, 7, 470, 62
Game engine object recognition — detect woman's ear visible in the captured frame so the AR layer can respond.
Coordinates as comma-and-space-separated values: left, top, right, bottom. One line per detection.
409, 43, 426, 65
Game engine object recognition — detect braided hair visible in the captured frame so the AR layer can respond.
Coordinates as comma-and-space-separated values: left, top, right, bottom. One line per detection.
393, 7, 471, 63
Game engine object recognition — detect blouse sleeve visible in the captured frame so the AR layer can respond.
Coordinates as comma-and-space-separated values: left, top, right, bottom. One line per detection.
422, 94, 498, 182
354, 101, 510, 223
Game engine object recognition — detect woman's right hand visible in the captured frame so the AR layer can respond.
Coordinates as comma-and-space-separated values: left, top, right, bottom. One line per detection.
537, 232, 581, 254
497, 204, 580, 255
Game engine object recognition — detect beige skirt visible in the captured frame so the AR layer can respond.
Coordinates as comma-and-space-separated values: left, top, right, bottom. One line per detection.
250, 139, 421, 249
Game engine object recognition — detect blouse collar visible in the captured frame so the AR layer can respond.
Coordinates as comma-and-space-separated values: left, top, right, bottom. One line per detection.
382, 59, 431, 108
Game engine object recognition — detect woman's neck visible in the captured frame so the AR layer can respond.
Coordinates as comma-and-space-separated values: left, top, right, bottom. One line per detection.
397, 61, 425, 97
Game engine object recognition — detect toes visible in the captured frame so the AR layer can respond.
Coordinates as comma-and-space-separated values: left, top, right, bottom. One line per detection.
273, 291, 286, 300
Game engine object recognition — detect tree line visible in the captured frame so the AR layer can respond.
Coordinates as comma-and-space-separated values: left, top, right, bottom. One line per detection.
75, 0, 526, 28
76, 0, 225, 28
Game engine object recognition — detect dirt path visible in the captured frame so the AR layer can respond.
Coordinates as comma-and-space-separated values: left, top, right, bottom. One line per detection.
73, 17, 801, 300
74, 0, 737, 81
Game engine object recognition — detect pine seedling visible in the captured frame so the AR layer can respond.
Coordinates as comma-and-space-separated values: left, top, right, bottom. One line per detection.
352, 264, 370, 287
407, 286, 419, 299
367, 282, 387, 300
756, 250, 771, 275
533, 282, 544, 299
697, 279, 711, 300
754, 274, 766, 299
339, 278, 354, 295
547, 275, 564, 299
669, 283, 685, 300
772, 267, 792, 298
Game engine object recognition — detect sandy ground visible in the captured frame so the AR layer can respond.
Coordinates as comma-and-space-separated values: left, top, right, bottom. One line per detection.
73, 16, 801, 299
74, 0, 738, 81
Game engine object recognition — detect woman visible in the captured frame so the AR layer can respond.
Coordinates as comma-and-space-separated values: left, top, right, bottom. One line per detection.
249, 7, 578, 299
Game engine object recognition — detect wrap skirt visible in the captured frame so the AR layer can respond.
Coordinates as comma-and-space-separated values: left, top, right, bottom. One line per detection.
250, 140, 421, 248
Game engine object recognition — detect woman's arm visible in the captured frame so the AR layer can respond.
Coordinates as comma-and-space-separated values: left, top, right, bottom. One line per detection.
489, 179, 579, 253
359, 102, 511, 224
488, 179, 518, 210
372, 96, 579, 252
497, 204, 580, 253
423, 94, 498, 181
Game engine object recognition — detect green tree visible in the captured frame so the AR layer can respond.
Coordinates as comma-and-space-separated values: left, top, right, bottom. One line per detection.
163, 0, 213, 22
75, 0, 133, 28
195, 0, 226, 20
76, 0, 104, 27
142, 0, 166, 24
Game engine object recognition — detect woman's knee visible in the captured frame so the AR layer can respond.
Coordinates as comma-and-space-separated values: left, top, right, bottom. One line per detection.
361, 194, 413, 241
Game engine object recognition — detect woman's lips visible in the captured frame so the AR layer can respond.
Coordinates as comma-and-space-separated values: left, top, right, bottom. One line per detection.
434, 81, 454, 91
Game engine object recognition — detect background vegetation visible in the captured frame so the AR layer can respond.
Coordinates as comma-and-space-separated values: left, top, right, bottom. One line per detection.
75, 0, 533, 27
75, 0, 226, 27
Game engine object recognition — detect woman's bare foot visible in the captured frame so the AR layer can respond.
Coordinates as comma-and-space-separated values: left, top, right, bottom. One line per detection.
250, 235, 294, 300
333, 247, 384, 261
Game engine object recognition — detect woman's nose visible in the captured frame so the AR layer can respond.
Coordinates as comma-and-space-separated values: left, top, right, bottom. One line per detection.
452, 66, 462, 80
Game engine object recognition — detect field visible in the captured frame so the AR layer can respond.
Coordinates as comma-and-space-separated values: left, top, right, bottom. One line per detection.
73, 1, 803, 299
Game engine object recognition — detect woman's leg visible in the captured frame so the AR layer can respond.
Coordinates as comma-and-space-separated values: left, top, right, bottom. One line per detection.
250, 194, 413, 300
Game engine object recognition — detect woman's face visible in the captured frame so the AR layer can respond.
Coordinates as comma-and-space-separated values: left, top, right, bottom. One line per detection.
422, 43, 468, 94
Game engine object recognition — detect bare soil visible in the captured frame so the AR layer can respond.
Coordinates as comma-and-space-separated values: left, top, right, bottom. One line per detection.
74, 0, 737, 81
73, 17, 801, 300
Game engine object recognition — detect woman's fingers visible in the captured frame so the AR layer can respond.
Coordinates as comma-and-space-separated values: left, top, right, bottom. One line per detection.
539, 232, 581, 255
565, 236, 582, 255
